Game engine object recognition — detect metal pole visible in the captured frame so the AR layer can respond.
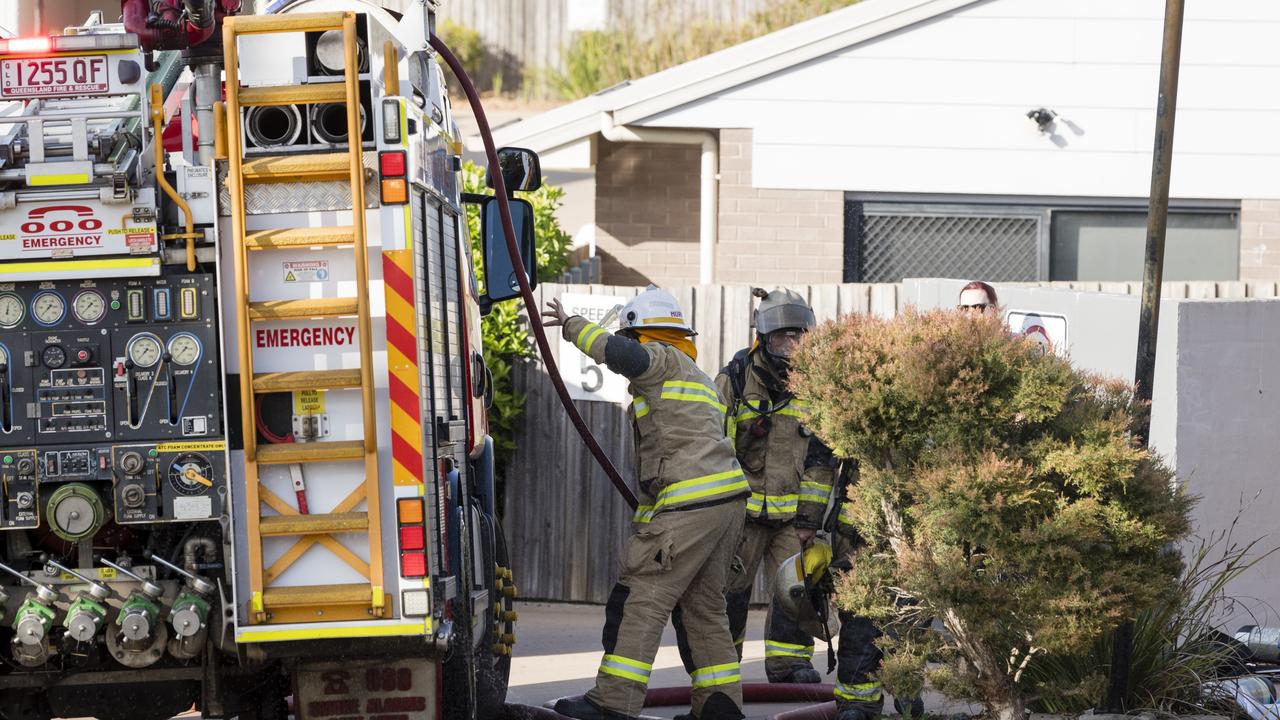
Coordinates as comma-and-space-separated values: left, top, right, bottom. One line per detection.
1104, 0, 1185, 710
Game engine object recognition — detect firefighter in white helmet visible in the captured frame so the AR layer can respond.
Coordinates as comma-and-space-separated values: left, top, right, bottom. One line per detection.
672, 287, 831, 684
544, 285, 749, 720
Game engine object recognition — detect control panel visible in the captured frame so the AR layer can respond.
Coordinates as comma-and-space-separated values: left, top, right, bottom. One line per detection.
0, 273, 225, 526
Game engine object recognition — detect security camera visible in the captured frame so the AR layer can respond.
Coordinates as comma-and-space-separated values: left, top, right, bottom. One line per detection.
1027, 108, 1057, 133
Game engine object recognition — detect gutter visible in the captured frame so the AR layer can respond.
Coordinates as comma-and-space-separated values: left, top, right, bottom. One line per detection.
600, 114, 718, 285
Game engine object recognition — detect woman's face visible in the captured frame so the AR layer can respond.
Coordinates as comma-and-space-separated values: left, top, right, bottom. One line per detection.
958, 288, 996, 316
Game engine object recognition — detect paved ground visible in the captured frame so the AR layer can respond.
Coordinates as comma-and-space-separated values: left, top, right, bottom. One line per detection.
508, 601, 975, 719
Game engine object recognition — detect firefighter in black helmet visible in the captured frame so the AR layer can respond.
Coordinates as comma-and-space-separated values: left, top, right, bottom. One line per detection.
674, 287, 832, 684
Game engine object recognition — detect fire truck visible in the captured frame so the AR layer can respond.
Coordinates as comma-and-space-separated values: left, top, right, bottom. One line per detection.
0, 1, 534, 717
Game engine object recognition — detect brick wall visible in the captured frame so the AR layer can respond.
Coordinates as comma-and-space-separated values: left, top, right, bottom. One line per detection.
1240, 200, 1280, 282
717, 129, 845, 285
594, 139, 702, 286
592, 130, 848, 286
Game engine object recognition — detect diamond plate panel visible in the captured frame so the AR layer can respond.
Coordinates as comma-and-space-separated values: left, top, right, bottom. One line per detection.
216, 153, 380, 215
861, 212, 1039, 283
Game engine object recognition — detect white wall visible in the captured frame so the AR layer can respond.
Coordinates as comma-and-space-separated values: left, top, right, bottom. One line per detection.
647, 0, 1280, 200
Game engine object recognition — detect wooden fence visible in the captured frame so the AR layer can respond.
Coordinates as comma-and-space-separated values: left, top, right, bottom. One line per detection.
501, 280, 1276, 603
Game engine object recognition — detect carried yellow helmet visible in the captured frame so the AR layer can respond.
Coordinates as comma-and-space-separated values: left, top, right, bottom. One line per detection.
774, 539, 833, 638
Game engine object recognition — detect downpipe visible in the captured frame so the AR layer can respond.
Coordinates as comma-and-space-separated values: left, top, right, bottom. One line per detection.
599, 118, 718, 285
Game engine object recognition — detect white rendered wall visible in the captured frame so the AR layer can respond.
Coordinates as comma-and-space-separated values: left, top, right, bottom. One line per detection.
646, 0, 1280, 200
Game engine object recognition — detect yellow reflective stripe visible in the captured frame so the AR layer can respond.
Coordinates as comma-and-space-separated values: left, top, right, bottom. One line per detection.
834, 681, 882, 701
661, 381, 725, 412
691, 662, 741, 689
764, 640, 814, 658
799, 481, 832, 505
839, 511, 855, 526
747, 492, 799, 514
633, 505, 655, 523
0, 257, 157, 275
656, 470, 748, 509
632, 397, 650, 418
737, 409, 761, 423
601, 654, 653, 684
236, 619, 432, 643
642, 316, 685, 325
575, 323, 607, 354
774, 407, 805, 418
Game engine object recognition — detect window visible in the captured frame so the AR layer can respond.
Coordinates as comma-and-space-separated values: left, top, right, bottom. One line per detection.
844, 197, 1240, 283
1049, 210, 1239, 282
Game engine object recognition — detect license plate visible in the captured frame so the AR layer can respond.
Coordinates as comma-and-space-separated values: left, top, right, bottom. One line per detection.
296, 659, 437, 720
0, 56, 109, 99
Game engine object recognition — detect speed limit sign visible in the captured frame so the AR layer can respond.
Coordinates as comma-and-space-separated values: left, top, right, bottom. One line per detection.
559, 292, 628, 404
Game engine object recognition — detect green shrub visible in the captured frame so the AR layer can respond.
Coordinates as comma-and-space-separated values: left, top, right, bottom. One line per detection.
543, 0, 863, 100
461, 160, 573, 474
788, 308, 1194, 720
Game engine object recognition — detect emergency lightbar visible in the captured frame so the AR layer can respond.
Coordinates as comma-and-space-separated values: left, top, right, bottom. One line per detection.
0, 33, 139, 56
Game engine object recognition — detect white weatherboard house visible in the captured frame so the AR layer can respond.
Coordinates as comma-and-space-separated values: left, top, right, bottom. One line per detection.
493, 0, 1280, 290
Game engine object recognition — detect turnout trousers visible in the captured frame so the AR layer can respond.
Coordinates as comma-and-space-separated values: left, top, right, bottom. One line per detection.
588, 499, 747, 718
675, 520, 815, 679
832, 532, 883, 711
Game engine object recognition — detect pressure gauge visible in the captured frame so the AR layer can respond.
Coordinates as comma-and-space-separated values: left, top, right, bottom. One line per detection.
41, 345, 66, 369
0, 346, 9, 367
73, 290, 106, 325
167, 335, 200, 366
127, 334, 162, 368
0, 294, 24, 328
31, 292, 65, 326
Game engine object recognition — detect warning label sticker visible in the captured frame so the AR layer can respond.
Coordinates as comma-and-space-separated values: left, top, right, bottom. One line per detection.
294, 389, 325, 415
174, 496, 213, 520
156, 440, 228, 452
283, 260, 330, 283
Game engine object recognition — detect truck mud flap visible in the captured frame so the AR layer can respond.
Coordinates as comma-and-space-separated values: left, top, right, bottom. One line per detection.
296, 658, 436, 720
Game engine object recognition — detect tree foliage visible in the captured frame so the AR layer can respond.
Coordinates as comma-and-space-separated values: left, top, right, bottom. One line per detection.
788, 309, 1194, 719
461, 160, 573, 469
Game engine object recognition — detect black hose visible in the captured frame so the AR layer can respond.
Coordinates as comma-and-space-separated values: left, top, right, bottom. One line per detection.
429, 35, 637, 510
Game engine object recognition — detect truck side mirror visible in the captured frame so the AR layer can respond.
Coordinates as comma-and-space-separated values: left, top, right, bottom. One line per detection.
486, 147, 542, 192
480, 195, 537, 309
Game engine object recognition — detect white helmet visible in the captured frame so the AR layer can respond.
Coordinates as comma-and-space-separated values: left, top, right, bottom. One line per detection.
618, 285, 695, 336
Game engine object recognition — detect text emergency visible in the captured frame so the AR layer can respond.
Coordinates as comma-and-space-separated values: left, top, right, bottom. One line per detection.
255, 326, 357, 349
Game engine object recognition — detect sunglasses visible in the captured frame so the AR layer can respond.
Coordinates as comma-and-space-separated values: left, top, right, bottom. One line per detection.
958, 303, 990, 311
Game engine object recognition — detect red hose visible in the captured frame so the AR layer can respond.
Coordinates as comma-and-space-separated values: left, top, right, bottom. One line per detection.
645, 683, 835, 706
428, 35, 638, 510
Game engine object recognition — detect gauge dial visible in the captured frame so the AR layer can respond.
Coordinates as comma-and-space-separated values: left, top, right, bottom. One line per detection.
0, 294, 23, 328
41, 345, 66, 369
167, 335, 200, 366
0, 346, 8, 367
168, 454, 213, 496
73, 290, 106, 324
31, 292, 65, 326
127, 335, 162, 367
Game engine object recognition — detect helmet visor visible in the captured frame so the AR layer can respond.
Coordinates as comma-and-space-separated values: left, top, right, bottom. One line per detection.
765, 329, 805, 359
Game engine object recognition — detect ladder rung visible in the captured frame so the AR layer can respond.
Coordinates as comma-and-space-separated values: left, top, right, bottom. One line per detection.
253, 369, 362, 394
262, 583, 371, 609
260, 512, 369, 537
248, 297, 358, 321
228, 12, 347, 36
242, 152, 352, 184
257, 440, 366, 465
245, 226, 355, 250
239, 83, 345, 107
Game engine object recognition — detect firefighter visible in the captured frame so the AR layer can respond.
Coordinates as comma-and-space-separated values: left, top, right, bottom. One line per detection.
774, 460, 925, 720
673, 288, 831, 685
544, 286, 750, 720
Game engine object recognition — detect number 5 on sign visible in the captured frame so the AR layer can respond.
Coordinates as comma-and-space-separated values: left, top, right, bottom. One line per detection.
558, 292, 627, 404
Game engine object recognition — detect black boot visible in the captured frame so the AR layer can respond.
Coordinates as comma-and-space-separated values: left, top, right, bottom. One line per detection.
553, 696, 638, 720
836, 701, 881, 720
766, 665, 822, 684
893, 696, 924, 720
698, 692, 745, 720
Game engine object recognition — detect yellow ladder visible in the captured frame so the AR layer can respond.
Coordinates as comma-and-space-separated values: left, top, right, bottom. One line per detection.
222, 11, 385, 624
